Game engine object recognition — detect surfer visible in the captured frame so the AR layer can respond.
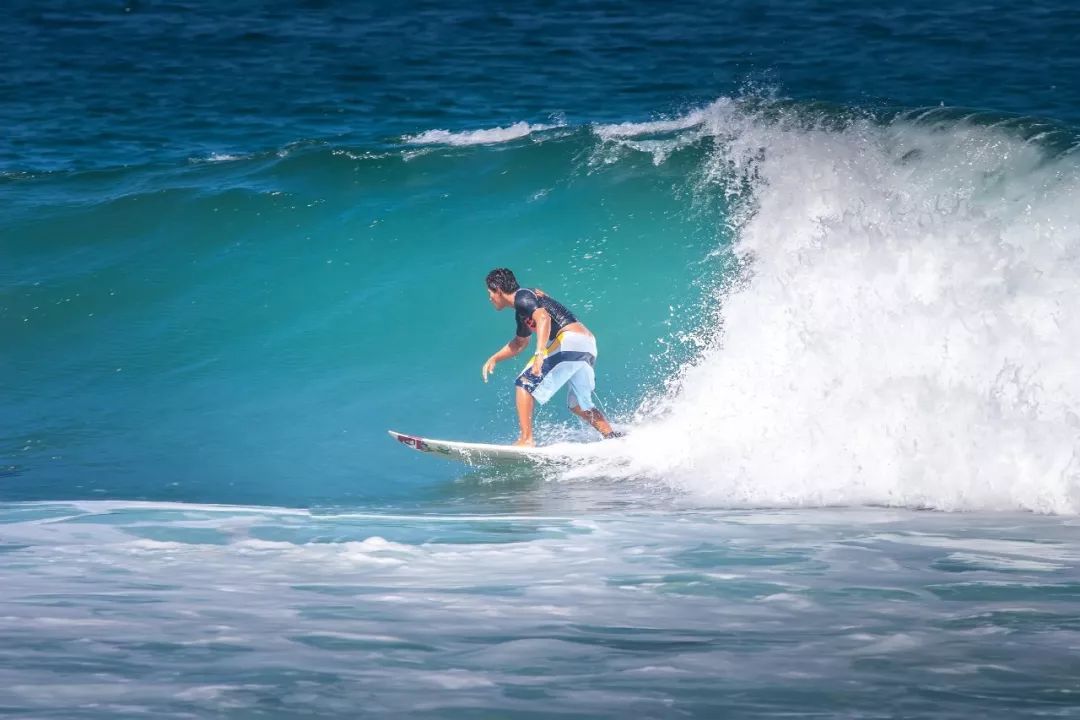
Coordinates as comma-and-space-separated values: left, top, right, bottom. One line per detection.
482, 268, 621, 446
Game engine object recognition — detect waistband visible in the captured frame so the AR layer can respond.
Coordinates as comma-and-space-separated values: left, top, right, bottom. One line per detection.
545, 330, 597, 354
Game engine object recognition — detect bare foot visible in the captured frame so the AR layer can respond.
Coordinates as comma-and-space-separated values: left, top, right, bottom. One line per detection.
512, 437, 535, 447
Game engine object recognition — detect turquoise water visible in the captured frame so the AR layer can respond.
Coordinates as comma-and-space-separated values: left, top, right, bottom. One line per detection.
4, 1, 1080, 716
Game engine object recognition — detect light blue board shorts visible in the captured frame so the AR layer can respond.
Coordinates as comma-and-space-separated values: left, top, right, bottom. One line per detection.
515, 331, 598, 411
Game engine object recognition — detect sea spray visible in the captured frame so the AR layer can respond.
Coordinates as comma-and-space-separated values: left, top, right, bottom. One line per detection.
583, 102, 1080, 513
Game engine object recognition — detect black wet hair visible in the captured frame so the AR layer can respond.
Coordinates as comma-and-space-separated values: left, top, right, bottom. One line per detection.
485, 268, 519, 293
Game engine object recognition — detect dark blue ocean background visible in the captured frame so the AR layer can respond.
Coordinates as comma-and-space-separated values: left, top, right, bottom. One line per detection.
3, 2, 1080, 717
3, 0, 1079, 174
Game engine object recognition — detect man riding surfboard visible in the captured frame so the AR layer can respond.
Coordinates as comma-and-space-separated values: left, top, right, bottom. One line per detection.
481, 268, 620, 446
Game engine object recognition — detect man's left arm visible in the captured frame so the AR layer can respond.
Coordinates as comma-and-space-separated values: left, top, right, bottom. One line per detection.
530, 308, 551, 375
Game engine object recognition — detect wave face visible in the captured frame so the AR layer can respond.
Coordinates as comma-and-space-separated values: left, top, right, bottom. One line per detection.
2, 123, 719, 506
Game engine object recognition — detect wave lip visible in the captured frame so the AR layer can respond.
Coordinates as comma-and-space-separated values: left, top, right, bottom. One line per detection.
403, 121, 561, 147
593, 99, 733, 140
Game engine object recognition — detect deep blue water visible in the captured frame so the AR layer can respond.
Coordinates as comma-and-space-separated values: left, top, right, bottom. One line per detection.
3, 1, 1079, 173
3, 1, 1080, 717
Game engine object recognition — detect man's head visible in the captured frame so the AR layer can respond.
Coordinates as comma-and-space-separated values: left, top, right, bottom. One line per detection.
486, 268, 519, 309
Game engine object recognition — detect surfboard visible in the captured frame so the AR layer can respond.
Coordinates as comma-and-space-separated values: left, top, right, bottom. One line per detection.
388, 430, 590, 466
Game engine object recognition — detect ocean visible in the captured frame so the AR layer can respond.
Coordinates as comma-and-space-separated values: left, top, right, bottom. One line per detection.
3, 1, 1080, 716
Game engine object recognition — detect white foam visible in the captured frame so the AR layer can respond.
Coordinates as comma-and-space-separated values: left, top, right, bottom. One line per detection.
403, 121, 559, 146
593, 99, 733, 139
1, 501, 1076, 713
943, 553, 1063, 572
189, 152, 245, 163
847, 632, 923, 655
873, 533, 1079, 562
589, 101, 1080, 514
415, 670, 497, 690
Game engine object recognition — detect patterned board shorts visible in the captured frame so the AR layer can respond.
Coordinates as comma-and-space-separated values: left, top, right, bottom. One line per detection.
515, 331, 598, 411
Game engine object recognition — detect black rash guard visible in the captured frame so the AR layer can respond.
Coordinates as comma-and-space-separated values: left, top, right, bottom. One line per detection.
514, 288, 578, 341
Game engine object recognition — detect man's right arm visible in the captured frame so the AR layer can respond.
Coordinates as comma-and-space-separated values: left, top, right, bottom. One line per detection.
482, 336, 529, 382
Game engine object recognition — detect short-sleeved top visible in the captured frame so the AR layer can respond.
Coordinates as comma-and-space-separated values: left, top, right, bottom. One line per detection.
514, 288, 578, 341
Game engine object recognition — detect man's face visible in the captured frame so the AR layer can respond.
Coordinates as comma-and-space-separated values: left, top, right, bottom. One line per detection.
487, 286, 503, 309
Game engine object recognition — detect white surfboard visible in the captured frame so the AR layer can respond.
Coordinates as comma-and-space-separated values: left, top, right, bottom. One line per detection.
388, 430, 597, 467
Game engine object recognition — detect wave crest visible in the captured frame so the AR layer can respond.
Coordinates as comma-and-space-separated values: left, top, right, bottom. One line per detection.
403, 121, 561, 147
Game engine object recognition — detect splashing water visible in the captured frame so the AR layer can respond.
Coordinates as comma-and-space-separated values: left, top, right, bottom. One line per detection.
576, 102, 1080, 514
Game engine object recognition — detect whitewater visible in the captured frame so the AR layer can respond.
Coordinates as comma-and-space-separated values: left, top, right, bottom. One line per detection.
570, 101, 1080, 514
